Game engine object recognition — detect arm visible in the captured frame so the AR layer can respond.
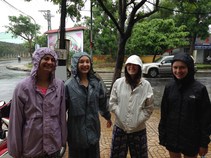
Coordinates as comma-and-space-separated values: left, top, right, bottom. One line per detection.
199, 147, 208, 157
64, 82, 70, 112
199, 86, 211, 148
143, 83, 154, 119
7, 85, 24, 158
98, 81, 111, 121
109, 80, 119, 114
60, 83, 68, 147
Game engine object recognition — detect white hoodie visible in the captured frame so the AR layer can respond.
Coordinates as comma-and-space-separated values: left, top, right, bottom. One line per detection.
109, 55, 154, 133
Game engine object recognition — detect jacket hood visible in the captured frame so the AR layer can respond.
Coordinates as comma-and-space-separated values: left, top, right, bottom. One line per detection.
30, 47, 58, 80
71, 52, 95, 78
172, 53, 195, 87
125, 55, 143, 68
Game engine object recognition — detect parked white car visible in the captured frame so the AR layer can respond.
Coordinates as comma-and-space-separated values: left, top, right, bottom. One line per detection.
142, 55, 197, 78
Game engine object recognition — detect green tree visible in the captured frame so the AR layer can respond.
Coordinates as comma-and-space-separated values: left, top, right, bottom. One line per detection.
4, 14, 40, 58
23, 34, 47, 52
175, 0, 211, 55
0, 42, 28, 58
96, 0, 159, 89
26, 0, 159, 90
80, 4, 118, 61
37, 34, 48, 47
128, 19, 189, 61
158, 0, 211, 55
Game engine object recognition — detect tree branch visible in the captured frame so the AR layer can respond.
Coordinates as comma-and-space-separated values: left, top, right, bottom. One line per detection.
8, 27, 28, 41
97, 0, 123, 35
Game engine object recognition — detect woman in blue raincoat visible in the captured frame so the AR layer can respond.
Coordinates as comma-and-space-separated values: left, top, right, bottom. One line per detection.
65, 52, 112, 158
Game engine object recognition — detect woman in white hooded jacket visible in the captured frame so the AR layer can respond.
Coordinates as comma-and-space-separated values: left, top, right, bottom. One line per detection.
109, 55, 154, 158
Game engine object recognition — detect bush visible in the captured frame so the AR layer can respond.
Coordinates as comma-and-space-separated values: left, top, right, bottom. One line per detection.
196, 64, 211, 69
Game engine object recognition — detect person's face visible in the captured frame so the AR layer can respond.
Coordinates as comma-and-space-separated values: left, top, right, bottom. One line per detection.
172, 61, 188, 79
78, 56, 91, 74
39, 54, 56, 73
126, 63, 139, 78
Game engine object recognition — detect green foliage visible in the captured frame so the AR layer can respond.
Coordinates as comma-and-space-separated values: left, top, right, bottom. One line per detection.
174, 0, 211, 39
196, 64, 211, 69
76, 2, 119, 59
23, 34, 47, 53
4, 14, 40, 40
156, 0, 176, 20
37, 34, 48, 47
4, 14, 41, 57
0, 42, 28, 58
128, 19, 189, 55
46, 0, 84, 22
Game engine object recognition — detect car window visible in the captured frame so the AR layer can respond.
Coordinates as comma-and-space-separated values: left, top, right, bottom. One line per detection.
163, 57, 173, 63
153, 57, 164, 63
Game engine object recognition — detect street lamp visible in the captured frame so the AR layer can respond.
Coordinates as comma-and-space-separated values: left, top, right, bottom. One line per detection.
28, 15, 37, 50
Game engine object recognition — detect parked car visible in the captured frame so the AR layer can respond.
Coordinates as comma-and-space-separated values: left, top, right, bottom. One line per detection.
142, 55, 197, 78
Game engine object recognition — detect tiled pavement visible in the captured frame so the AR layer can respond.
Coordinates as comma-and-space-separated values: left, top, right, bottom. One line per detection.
63, 109, 211, 158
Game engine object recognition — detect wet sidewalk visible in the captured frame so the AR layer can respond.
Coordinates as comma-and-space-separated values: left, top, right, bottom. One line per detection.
5, 64, 211, 157
62, 109, 211, 158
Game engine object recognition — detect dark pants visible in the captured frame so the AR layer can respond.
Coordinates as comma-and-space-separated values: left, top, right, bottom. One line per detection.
110, 125, 148, 158
68, 142, 100, 158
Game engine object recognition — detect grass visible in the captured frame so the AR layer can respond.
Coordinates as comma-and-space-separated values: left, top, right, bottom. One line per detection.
27, 64, 33, 68
196, 64, 211, 69
93, 62, 116, 69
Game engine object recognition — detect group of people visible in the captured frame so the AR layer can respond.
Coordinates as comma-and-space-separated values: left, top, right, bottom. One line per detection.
7, 47, 211, 158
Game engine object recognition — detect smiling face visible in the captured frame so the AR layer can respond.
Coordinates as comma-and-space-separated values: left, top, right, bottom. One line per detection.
126, 63, 139, 78
78, 56, 91, 75
172, 60, 188, 80
38, 54, 56, 73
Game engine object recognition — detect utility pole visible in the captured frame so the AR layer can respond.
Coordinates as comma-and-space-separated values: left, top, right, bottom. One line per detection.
39, 10, 54, 30
90, 1, 93, 60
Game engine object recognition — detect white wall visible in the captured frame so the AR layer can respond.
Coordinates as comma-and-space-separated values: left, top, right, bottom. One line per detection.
196, 49, 204, 64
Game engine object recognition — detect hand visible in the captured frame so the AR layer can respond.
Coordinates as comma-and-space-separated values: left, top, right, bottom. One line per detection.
199, 147, 208, 157
106, 119, 112, 128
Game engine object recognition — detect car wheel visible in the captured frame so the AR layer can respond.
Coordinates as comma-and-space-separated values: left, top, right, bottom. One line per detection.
148, 68, 158, 78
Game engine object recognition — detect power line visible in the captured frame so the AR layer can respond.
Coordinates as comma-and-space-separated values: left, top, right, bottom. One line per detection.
1, 0, 37, 49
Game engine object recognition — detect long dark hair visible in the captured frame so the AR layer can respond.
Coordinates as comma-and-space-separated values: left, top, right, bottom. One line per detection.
125, 65, 142, 88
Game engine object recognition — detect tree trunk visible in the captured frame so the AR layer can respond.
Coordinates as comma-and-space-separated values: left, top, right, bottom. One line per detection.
29, 41, 32, 59
152, 51, 158, 62
109, 38, 126, 94
109, 47, 113, 62
189, 34, 196, 56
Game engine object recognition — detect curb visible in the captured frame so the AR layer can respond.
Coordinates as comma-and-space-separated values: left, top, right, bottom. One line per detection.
6, 66, 31, 72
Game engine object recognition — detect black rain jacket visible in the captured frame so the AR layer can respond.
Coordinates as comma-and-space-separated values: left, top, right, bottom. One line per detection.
159, 53, 211, 151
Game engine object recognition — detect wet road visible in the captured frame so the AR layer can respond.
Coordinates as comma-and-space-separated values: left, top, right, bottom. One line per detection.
98, 72, 211, 108
0, 59, 211, 108
0, 58, 31, 102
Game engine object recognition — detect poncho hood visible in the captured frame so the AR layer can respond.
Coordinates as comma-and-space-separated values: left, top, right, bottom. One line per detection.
71, 52, 95, 78
172, 53, 195, 88
30, 47, 58, 80
125, 55, 143, 68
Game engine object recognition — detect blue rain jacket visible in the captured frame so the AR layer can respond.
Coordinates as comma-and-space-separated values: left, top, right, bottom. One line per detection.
65, 52, 111, 148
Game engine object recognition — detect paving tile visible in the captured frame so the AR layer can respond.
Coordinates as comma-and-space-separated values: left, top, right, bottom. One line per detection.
63, 109, 211, 158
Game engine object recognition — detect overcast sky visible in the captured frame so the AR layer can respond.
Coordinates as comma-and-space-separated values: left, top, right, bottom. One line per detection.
0, 0, 90, 35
